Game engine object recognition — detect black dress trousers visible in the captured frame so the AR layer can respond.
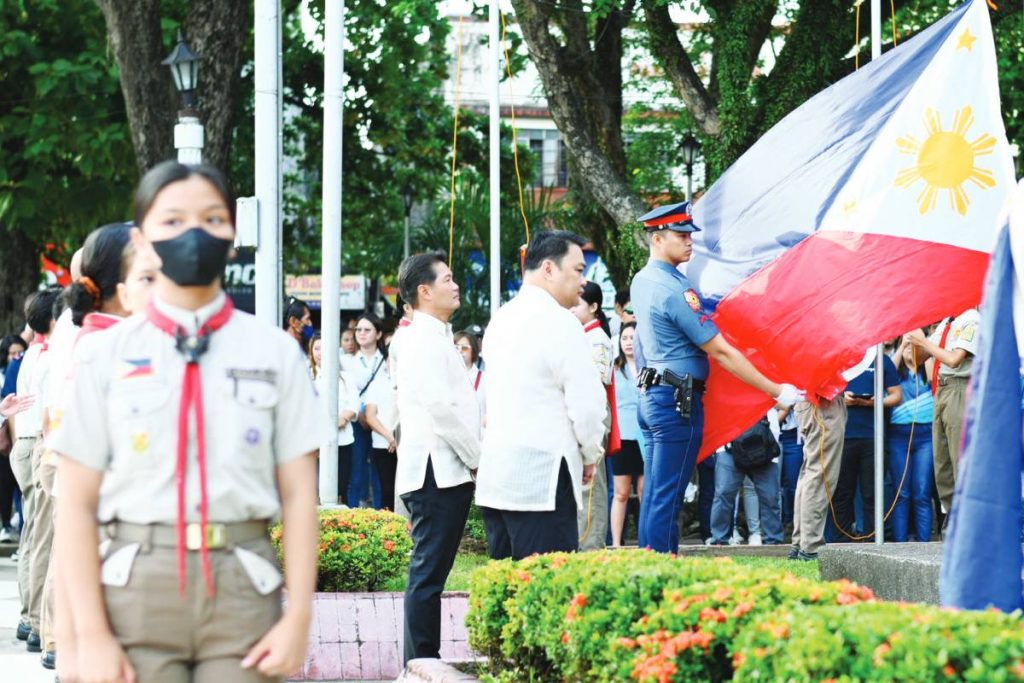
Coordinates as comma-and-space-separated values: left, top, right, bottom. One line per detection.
401, 459, 474, 663
481, 458, 579, 561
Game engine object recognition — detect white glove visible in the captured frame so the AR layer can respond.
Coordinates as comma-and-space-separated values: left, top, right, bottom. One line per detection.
774, 384, 806, 408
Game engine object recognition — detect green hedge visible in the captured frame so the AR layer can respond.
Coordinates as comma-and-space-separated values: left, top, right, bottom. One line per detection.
466, 550, 1024, 682
271, 507, 411, 592
733, 602, 1024, 682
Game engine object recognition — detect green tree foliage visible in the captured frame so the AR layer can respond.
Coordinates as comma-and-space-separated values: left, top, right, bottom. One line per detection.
0, 0, 136, 328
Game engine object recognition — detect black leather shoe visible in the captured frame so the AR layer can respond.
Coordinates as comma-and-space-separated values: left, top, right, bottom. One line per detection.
16, 621, 30, 641
41, 651, 56, 670
26, 631, 42, 653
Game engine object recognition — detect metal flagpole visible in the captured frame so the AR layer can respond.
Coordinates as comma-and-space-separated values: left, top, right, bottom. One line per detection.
871, 0, 885, 545
254, 0, 283, 328
320, 0, 344, 505
488, 0, 501, 316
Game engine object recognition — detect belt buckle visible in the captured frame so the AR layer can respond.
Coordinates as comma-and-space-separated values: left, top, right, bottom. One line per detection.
186, 523, 227, 550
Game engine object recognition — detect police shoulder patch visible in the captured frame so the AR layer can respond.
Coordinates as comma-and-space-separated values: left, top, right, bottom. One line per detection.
683, 289, 703, 313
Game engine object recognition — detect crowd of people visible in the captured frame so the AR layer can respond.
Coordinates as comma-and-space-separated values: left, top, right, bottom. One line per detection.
0, 161, 981, 682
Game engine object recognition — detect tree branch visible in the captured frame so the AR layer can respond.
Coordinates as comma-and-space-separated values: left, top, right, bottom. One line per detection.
510, 0, 645, 227
641, 0, 720, 136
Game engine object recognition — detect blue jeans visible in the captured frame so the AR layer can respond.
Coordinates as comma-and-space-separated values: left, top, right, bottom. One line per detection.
348, 424, 383, 508
697, 455, 716, 541
638, 386, 703, 553
779, 429, 802, 525
710, 450, 783, 544
887, 423, 934, 542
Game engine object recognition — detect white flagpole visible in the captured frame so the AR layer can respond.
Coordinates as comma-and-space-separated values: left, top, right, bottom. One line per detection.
320, 0, 344, 505
254, 0, 283, 328
871, 0, 885, 545
488, 0, 501, 316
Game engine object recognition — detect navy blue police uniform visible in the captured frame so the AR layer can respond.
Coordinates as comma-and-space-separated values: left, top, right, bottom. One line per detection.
630, 201, 719, 553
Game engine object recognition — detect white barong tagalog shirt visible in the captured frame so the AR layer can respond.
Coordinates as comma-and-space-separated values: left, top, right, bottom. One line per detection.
475, 285, 606, 511
394, 311, 482, 496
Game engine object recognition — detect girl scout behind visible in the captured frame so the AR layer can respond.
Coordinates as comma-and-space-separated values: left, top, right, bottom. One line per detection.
52, 161, 323, 683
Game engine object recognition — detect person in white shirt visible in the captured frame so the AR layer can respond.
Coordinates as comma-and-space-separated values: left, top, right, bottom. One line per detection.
310, 333, 360, 504
454, 330, 485, 421
10, 286, 61, 653
394, 252, 481, 664
364, 368, 398, 511
569, 280, 614, 551
476, 231, 606, 560
346, 314, 387, 508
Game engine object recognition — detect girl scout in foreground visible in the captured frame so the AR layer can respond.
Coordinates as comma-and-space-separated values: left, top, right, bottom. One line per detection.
52, 161, 323, 683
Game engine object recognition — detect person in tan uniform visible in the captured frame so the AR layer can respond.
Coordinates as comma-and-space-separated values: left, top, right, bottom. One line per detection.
907, 309, 980, 518
52, 161, 323, 683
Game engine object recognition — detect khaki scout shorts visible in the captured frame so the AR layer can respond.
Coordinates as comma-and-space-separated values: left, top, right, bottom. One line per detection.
101, 527, 284, 683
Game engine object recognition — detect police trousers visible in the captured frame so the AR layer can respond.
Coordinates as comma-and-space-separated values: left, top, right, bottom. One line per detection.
102, 522, 283, 683
637, 386, 703, 553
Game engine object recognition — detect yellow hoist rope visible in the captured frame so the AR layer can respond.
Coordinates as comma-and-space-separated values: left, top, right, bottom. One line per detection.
854, 0, 899, 71
448, 14, 466, 267
500, 11, 531, 247
447, 10, 532, 271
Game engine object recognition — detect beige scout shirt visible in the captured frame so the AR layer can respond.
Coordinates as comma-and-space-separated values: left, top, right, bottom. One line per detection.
49, 293, 326, 525
929, 309, 980, 379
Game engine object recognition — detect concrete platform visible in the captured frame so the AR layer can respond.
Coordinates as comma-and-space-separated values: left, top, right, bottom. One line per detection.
819, 542, 943, 604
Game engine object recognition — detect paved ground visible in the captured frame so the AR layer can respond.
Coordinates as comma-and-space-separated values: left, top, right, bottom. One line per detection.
0, 554, 52, 683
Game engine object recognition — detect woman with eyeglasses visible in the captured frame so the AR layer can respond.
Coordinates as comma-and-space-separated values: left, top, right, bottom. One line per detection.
348, 314, 386, 508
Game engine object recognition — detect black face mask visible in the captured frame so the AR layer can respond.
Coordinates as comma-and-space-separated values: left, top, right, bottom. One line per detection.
151, 227, 232, 287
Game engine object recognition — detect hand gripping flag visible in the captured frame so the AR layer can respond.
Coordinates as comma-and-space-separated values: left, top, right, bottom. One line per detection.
939, 180, 1024, 613
688, 0, 1015, 457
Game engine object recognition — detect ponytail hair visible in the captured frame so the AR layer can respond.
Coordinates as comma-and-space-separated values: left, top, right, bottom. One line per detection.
580, 281, 610, 337
64, 222, 132, 326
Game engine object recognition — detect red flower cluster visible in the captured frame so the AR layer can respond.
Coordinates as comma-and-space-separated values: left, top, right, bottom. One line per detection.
630, 628, 714, 683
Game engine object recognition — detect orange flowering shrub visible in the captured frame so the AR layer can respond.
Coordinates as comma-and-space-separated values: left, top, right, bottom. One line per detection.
733, 602, 1024, 682
466, 551, 877, 683
620, 572, 874, 682
270, 507, 411, 592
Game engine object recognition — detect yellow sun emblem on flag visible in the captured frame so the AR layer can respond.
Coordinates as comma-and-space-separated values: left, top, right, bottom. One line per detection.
893, 106, 997, 216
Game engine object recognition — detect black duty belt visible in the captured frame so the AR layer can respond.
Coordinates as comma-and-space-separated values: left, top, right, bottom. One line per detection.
637, 367, 706, 392
637, 368, 704, 420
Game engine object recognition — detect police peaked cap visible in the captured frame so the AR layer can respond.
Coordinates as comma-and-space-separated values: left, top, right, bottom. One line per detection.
638, 201, 700, 233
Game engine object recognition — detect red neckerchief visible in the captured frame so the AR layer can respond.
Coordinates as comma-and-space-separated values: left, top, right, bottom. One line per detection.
931, 319, 952, 395
145, 297, 234, 596
398, 317, 412, 328
78, 313, 119, 340
31, 335, 48, 353
583, 320, 601, 333
473, 369, 482, 391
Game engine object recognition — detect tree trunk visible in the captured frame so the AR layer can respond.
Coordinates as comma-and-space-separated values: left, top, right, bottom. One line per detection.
0, 228, 43, 335
95, 0, 247, 173
511, 0, 646, 230
183, 0, 247, 171
95, 0, 176, 173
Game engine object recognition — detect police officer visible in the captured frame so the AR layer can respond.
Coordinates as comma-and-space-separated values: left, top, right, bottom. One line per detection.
630, 201, 805, 553
51, 161, 324, 683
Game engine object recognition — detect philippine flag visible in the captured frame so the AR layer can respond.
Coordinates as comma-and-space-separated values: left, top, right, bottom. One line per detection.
688, 0, 1016, 457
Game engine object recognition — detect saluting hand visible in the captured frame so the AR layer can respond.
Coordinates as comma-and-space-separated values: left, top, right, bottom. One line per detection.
242, 611, 310, 678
